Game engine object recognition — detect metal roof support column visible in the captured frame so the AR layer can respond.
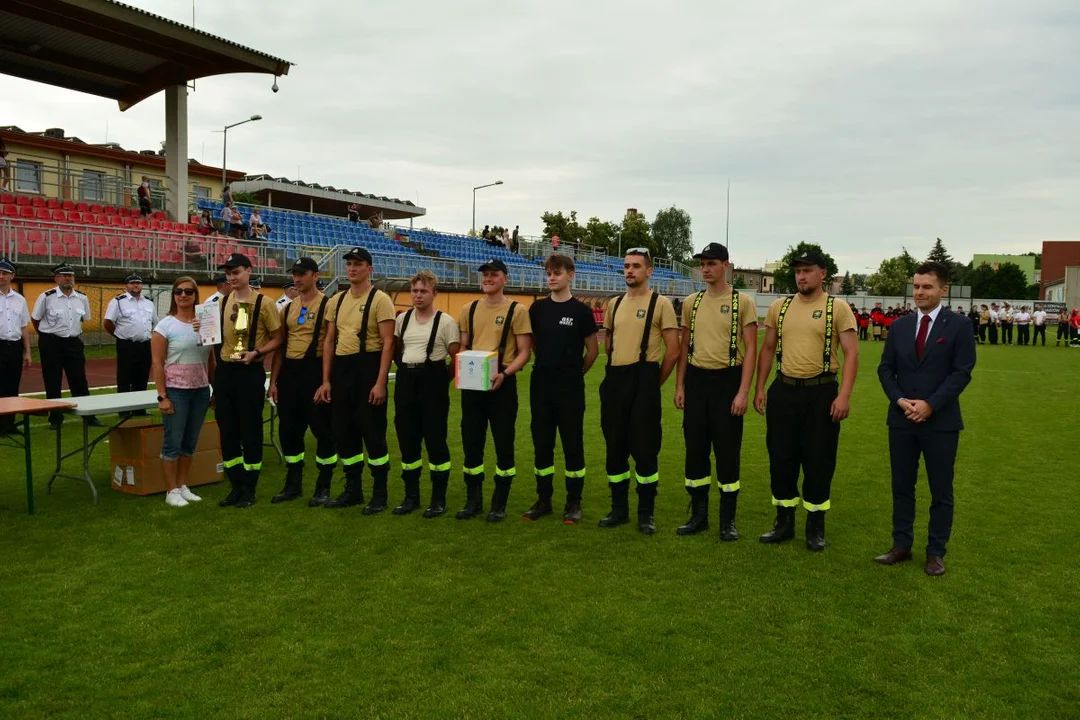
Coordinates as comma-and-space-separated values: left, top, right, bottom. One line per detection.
164, 85, 189, 221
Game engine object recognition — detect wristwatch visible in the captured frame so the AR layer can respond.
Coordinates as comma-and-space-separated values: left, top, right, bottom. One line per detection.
157, 395, 166, 402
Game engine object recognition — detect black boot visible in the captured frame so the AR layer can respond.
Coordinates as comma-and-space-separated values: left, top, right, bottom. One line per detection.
563, 477, 585, 524
236, 470, 258, 508
456, 474, 484, 519
363, 467, 389, 515
393, 473, 421, 515
806, 510, 827, 551
759, 507, 796, 543
218, 466, 244, 507
598, 481, 630, 528
718, 490, 740, 541
487, 477, 512, 522
424, 471, 449, 518
637, 482, 658, 535
523, 473, 554, 521
676, 486, 710, 536
326, 466, 365, 509
272, 464, 304, 504
308, 465, 333, 507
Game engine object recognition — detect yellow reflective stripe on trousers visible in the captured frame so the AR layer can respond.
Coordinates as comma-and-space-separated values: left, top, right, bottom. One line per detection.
772, 496, 800, 507
685, 477, 711, 488
534, 466, 555, 477
401, 459, 424, 471
464, 465, 484, 475
429, 461, 452, 472
341, 454, 365, 466
316, 455, 338, 466
495, 466, 516, 477
243, 462, 262, 472
564, 468, 586, 478
635, 472, 659, 484
719, 481, 741, 493
283, 452, 305, 464
607, 472, 630, 484
803, 499, 831, 512
368, 455, 390, 467
222, 457, 244, 469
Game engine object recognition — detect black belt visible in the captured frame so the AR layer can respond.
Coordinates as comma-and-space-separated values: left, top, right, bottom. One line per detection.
0, 338, 21, 345
117, 337, 150, 343
398, 361, 440, 369
778, 373, 837, 387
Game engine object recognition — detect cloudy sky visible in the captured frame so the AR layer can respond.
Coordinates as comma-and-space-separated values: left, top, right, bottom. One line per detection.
3, 0, 1078, 272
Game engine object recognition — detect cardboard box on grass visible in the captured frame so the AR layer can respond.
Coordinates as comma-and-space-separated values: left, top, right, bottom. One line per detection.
455, 350, 498, 391
110, 420, 224, 496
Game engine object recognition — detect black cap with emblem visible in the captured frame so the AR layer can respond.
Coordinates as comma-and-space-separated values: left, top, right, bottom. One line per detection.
291, 257, 319, 274
789, 250, 828, 269
693, 243, 730, 261
343, 247, 373, 263
478, 259, 509, 274
218, 253, 252, 270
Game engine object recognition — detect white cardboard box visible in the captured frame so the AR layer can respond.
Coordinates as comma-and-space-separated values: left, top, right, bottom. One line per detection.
456, 350, 498, 391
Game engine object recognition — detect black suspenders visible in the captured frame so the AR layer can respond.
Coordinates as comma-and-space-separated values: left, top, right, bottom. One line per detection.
303, 296, 329, 361
606, 291, 659, 367
333, 287, 378, 355
467, 300, 518, 371
687, 288, 740, 368
216, 293, 263, 361
398, 309, 443, 365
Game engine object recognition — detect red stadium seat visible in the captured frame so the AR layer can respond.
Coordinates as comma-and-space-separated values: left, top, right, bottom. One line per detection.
150, 220, 162, 230
61, 232, 77, 245
17, 240, 32, 255
0, 193, 13, 204
94, 214, 107, 224
106, 215, 121, 226
97, 246, 116, 260
2, 205, 18, 217
15, 195, 31, 206
122, 217, 136, 227
65, 244, 81, 256
153, 211, 166, 220
104, 205, 117, 215
67, 210, 82, 222
136, 219, 148, 229
31, 197, 46, 207
76, 202, 89, 212
265, 258, 279, 270
90, 204, 103, 214
31, 242, 48, 256
28, 230, 44, 243
36, 208, 52, 220
19, 206, 34, 218
47, 198, 60, 209
109, 236, 121, 247
61, 200, 75, 210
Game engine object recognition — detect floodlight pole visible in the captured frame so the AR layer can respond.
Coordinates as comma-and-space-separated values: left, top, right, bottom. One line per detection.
472, 180, 504, 234
221, 114, 263, 191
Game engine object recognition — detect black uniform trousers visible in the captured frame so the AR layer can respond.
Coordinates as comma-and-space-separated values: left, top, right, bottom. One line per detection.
765, 376, 840, 510
988, 324, 998, 345
1001, 321, 1013, 345
38, 332, 90, 423
0, 340, 24, 431
115, 338, 151, 393
978, 324, 987, 343
888, 426, 958, 557
683, 365, 743, 491
531, 368, 586, 500
600, 361, 662, 484
461, 374, 518, 478
394, 363, 451, 481
277, 357, 335, 468
1057, 323, 1069, 343
214, 361, 267, 485
331, 352, 389, 478
1016, 324, 1030, 345
1033, 324, 1046, 345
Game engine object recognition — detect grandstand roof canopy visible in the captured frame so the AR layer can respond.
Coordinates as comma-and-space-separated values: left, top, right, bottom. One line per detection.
234, 176, 427, 221
0, 0, 292, 110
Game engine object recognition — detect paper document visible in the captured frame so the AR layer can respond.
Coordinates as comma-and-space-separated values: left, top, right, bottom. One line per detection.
195, 304, 222, 346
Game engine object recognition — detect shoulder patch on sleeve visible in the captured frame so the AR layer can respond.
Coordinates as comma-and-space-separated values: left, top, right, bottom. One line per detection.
44, 289, 56, 296
115, 293, 126, 300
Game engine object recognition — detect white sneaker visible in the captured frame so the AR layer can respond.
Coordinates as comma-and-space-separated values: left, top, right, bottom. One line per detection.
179, 486, 202, 502
165, 489, 189, 507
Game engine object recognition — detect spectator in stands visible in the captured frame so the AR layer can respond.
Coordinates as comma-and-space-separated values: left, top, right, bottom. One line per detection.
222, 184, 232, 205
249, 208, 268, 239
502, 228, 512, 251
152, 276, 214, 508
512, 225, 519, 247
221, 202, 247, 238
369, 211, 383, 229
347, 204, 359, 223
197, 209, 214, 236
0, 137, 9, 191
482, 225, 491, 241
137, 176, 152, 217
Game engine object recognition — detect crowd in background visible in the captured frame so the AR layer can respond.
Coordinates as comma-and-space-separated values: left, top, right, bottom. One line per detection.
481, 224, 519, 253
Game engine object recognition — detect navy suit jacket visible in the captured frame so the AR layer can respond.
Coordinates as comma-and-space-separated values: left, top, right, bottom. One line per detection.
877, 308, 977, 432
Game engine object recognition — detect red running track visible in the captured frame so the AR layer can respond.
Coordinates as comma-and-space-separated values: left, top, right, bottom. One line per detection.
20, 358, 119, 394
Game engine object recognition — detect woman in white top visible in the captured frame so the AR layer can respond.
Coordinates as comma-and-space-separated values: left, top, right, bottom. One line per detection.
151, 276, 215, 507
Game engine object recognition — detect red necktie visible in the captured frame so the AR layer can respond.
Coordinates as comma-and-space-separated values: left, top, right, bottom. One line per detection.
916, 314, 931, 359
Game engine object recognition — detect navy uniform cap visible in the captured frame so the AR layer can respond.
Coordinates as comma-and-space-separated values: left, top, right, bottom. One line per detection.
0, 259, 15, 273
52, 263, 75, 275
124, 273, 144, 283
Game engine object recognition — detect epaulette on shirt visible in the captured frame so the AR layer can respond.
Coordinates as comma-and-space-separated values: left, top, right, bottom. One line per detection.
44, 289, 56, 297
115, 293, 127, 300
210, 296, 220, 303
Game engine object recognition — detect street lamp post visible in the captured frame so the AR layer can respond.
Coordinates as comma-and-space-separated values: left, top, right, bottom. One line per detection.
221, 114, 263, 192
472, 180, 504, 234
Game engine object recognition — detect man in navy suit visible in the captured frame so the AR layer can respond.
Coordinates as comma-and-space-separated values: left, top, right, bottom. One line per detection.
875, 262, 976, 577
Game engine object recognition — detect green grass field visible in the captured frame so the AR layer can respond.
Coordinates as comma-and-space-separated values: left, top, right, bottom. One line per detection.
1, 341, 1077, 719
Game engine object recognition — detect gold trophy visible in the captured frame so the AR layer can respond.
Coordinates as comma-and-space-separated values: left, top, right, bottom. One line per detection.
230, 304, 250, 360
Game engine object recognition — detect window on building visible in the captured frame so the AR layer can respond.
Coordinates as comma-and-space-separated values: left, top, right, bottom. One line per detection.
15, 161, 42, 193
195, 185, 212, 201
80, 170, 106, 201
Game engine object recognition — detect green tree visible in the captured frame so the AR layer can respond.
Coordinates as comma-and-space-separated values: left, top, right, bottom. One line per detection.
1025, 283, 1041, 301
619, 210, 653, 257
651, 206, 693, 263
899, 247, 920, 277
989, 262, 1030, 299
840, 271, 855, 295
925, 238, 966, 283
540, 210, 586, 246
733, 275, 747, 290
852, 273, 868, 291
868, 256, 910, 295
583, 216, 620, 254
967, 262, 997, 297
771, 242, 839, 293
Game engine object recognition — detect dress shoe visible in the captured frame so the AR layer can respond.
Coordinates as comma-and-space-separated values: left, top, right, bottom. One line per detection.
759, 508, 796, 544
638, 514, 657, 535
423, 502, 446, 519
924, 555, 946, 577
873, 547, 912, 565
597, 508, 629, 528
86, 416, 105, 427
218, 485, 242, 507
522, 499, 553, 521
562, 502, 582, 524
308, 487, 332, 507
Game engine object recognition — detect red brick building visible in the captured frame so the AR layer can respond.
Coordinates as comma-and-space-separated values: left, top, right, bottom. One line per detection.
1040, 241, 1080, 299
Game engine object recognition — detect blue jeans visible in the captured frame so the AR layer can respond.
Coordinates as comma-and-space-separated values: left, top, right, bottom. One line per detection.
161, 386, 211, 461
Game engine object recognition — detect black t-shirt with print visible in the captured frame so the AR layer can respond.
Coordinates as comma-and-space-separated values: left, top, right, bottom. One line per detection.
529, 296, 597, 371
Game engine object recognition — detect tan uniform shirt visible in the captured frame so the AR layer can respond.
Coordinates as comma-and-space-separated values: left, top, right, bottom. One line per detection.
765, 293, 856, 378
326, 287, 395, 356
458, 298, 532, 365
282, 293, 329, 360
681, 289, 758, 368
604, 292, 678, 367
220, 293, 281, 363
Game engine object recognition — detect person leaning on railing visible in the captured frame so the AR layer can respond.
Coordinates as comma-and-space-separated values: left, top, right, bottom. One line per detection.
151, 276, 216, 508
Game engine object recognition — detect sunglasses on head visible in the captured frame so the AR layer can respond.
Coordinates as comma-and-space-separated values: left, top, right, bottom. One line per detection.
173, 288, 196, 296
627, 247, 651, 257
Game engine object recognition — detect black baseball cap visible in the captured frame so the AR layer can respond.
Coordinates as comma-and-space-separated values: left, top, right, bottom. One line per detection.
0, 259, 15, 273
693, 243, 729, 261
124, 273, 143, 283
478, 259, 508, 274
219, 253, 252, 269
343, 247, 373, 263
291, 257, 319, 274
789, 250, 828, 269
